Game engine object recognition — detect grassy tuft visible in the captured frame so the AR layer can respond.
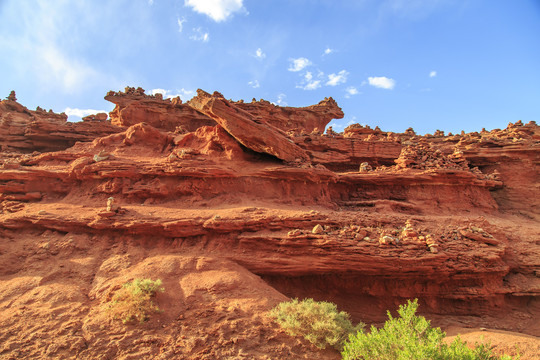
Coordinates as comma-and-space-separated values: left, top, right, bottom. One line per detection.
107, 278, 164, 324
269, 298, 363, 350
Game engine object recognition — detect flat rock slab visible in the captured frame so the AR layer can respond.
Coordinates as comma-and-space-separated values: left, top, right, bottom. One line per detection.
188, 90, 309, 163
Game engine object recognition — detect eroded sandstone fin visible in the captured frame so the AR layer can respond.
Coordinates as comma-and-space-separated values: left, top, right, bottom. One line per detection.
234, 96, 344, 133
188, 89, 310, 163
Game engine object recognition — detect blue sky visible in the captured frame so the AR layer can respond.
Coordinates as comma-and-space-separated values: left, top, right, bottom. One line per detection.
1, 0, 539, 134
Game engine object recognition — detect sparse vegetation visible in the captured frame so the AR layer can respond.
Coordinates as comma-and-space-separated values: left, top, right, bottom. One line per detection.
269, 298, 363, 350
341, 299, 518, 360
271, 298, 519, 359
107, 278, 164, 324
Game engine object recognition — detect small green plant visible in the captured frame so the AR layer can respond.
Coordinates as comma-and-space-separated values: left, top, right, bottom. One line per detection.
341, 299, 519, 360
269, 298, 363, 350
107, 278, 164, 324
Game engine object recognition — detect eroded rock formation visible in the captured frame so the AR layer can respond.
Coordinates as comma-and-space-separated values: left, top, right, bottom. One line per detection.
234, 96, 344, 133
0, 87, 539, 359
106, 86, 217, 132
0, 94, 121, 153
188, 89, 310, 163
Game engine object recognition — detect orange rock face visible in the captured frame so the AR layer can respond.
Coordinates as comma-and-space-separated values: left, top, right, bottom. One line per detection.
234, 96, 344, 133
188, 89, 310, 163
0, 88, 539, 359
0, 96, 121, 153
106, 86, 217, 132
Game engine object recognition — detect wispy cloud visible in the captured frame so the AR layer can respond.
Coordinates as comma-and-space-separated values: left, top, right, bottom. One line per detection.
324, 47, 333, 55
274, 93, 287, 106
326, 70, 349, 86
368, 76, 396, 90
288, 57, 312, 72
328, 115, 357, 131
304, 81, 321, 90
429, 70, 437, 78
177, 17, 186, 32
39, 45, 100, 92
345, 86, 359, 98
296, 71, 322, 90
184, 0, 245, 22
248, 80, 260, 88
0, 2, 106, 94
254, 48, 266, 59
383, 0, 448, 20
64, 107, 108, 118
190, 27, 209, 42
149, 88, 195, 100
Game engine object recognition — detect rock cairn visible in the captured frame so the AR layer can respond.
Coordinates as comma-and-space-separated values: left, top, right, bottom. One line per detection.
6, 91, 16, 102
395, 142, 469, 170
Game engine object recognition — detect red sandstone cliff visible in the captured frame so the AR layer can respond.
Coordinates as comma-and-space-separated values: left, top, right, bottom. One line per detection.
0, 88, 538, 359
0, 95, 121, 154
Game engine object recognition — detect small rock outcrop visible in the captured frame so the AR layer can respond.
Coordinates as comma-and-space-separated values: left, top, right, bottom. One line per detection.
6, 90, 17, 101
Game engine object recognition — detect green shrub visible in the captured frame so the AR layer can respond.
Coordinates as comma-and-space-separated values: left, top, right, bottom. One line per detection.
269, 298, 364, 350
341, 299, 518, 360
107, 278, 164, 324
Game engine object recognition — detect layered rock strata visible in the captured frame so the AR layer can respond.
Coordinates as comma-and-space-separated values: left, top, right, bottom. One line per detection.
0, 88, 538, 359
0, 94, 121, 153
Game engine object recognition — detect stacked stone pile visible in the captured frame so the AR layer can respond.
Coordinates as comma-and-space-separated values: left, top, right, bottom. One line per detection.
395, 142, 469, 170
458, 120, 539, 146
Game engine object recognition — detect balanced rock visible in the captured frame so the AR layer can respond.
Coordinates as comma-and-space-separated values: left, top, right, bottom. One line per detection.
188, 89, 310, 163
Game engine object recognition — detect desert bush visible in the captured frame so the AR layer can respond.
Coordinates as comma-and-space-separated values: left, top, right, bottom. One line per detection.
341, 299, 518, 360
269, 298, 363, 350
107, 278, 164, 324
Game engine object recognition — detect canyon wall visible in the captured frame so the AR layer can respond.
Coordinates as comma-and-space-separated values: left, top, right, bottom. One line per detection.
0, 88, 538, 358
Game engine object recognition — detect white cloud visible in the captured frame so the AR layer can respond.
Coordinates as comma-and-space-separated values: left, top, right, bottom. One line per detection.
177, 17, 186, 32
274, 93, 287, 106
190, 27, 209, 42
324, 48, 333, 55
301, 80, 321, 91
296, 71, 322, 91
35, 45, 101, 93
149, 88, 168, 97
149, 88, 196, 100
64, 108, 108, 118
254, 48, 266, 59
368, 76, 396, 90
148, 0, 154, 5
429, 70, 437, 78
288, 57, 311, 72
346, 118, 356, 126
326, 70, 349, 86
0, 2, 105, 94
248, 80, 260, 88
184, 0, 245, 22
328, 116, 363, 131
345, 86, 359, 98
